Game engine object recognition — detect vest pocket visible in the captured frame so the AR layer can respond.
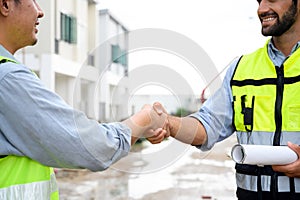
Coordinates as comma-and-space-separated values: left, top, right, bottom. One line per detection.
254, 95, 274, 131
233, 95, 274, 132
233, 95, 255, 132
286, 105, 300, 130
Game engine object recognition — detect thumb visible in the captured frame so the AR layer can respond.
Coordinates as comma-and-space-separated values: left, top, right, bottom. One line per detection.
153, 102, 166, 115
288, 141, 300, 157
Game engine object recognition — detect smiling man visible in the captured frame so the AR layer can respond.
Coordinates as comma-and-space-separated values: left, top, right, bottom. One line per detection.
0, 0, 168, 199
149, 0, 300, 199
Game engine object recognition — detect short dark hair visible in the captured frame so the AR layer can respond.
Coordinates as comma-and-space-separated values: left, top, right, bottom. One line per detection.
293, 0, 298, 5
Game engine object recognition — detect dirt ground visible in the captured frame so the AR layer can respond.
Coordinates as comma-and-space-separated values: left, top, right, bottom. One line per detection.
56, 135, 238, 200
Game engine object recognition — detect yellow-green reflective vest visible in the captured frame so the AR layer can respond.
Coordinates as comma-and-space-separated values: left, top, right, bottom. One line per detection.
231, 41, 300, 194
0, 56, 59, 200
231, 41, 300, 140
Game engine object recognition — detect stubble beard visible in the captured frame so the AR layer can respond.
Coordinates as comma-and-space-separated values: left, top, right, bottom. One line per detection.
261, 3, 297, 36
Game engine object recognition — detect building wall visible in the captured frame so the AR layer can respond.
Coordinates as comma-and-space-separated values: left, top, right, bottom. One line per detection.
15, 0, 102, 120
97, 10, 130, 122
14, 1, 199, 123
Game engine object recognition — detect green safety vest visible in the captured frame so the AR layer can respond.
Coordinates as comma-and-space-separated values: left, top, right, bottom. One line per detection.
231, 41, 300, 136
0, 56, 59, 199
230, 41, 300, 195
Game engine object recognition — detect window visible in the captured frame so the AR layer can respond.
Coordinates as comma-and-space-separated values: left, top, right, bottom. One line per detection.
111, 45, 121, 63
60, 13, 77, 44
87, 54, 95, 66
111, 45, 128, 67
120, 49, 128, 67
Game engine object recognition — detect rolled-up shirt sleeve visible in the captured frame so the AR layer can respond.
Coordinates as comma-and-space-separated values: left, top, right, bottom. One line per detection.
190, 58, 239, 151
0, 62, 131, 171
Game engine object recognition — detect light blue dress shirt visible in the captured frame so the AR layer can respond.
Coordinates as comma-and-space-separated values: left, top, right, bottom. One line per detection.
191, 39, 300, 151
0, 45, 131, 171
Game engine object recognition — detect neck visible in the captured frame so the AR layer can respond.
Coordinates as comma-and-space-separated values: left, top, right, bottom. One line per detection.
272, 19, 300, 56
272, 35, 300, 57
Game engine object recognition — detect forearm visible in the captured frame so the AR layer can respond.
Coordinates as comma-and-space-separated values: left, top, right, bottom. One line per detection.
168, 115, 207, 146
124, 123, 158, 145
0, 71, 132, 171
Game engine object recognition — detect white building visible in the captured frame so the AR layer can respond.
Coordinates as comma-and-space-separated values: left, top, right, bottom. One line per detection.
96, 9, 129, 122
15, 1, 129, 122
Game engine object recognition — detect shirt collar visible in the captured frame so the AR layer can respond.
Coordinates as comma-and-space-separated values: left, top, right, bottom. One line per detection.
0, 45, 18, 62
267, 39, 300, 66
268, 39, 300, 56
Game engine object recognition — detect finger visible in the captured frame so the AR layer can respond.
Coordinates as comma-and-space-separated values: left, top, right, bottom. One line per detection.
164, 130, 170, 138
145, 128, 163, 139
148, 130, 165, 141
163, 119, 169, 130
147, 135, 164, 144
148, 139, 162, 144
153, 102, 167, 115
151, 135, 165, 144
273, 163, 296, 175
272, 165, 283, 172
146, 137, 156, 144
152, 128, 163, 136
288, 142, 300, 155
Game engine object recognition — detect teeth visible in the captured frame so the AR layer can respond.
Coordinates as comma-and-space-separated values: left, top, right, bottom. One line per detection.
263, 17, 275, 22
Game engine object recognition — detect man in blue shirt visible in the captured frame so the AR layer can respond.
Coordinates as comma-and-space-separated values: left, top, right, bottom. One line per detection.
0, 0, 167, 199
150, 0, 300, 199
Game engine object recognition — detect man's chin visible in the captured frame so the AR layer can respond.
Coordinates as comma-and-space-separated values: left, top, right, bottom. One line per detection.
261, 28, 275, 37
31, 39, 38, 46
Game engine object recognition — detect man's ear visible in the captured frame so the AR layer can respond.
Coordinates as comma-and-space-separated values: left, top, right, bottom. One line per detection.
0, 0, 10, 17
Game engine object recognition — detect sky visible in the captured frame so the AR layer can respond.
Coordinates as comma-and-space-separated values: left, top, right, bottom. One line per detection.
97, 0, 267, 95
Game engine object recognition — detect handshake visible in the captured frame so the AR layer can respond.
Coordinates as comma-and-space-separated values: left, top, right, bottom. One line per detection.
122, 102, 171, 145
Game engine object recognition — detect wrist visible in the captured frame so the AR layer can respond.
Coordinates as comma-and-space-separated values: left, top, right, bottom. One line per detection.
168, 115, 180, 138
122, 109, 151, 139
131, 109, 151, 127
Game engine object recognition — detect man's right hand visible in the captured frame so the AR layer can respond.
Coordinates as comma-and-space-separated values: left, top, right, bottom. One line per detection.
149, 102, 208, 146
122, 102, 169, 145
146, 102, 170, 144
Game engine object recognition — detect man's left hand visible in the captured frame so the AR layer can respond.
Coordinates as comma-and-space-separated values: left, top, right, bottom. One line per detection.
272, 142, 300, 177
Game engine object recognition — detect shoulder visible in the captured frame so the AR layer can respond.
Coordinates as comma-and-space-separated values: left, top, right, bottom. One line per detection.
0, 62, 34, 82
223, 56, 242, 82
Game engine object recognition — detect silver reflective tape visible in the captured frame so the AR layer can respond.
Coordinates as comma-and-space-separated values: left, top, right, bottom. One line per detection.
0, 180, 52, 200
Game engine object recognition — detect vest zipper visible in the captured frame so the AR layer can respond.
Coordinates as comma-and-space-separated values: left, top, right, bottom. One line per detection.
273, 65, 284, 146
271, 65, 284, 200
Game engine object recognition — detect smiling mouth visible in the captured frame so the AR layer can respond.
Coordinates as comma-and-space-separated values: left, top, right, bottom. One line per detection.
263, 17, 276, 22
34, 21, 39, 33
261, 16, 277, 27
260, 12, 277, 24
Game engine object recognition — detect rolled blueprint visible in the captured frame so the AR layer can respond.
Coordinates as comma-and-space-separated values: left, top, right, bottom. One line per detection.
231, 144, 298, 166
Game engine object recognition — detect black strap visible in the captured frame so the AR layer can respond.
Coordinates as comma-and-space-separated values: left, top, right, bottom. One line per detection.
271, 173, 278, 200
236, 164, 285, 176
236, 164, 292, 199
257, 167, 263, 200
0, 59, 8, 64
290, 177, 296, 199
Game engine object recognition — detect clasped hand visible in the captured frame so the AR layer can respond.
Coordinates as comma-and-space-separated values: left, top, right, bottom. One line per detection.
272, 142, 300, 178
145, 102, 170, 144
126, 102, 169, 143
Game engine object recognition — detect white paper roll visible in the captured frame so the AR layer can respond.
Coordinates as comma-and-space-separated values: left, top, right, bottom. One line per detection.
231, 144, 298, 166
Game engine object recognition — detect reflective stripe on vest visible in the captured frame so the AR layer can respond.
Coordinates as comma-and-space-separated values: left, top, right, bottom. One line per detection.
0, 156, 59, 200
230, 41, 300, 194
0, 57, 59, 199
0, 56, 17, 64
